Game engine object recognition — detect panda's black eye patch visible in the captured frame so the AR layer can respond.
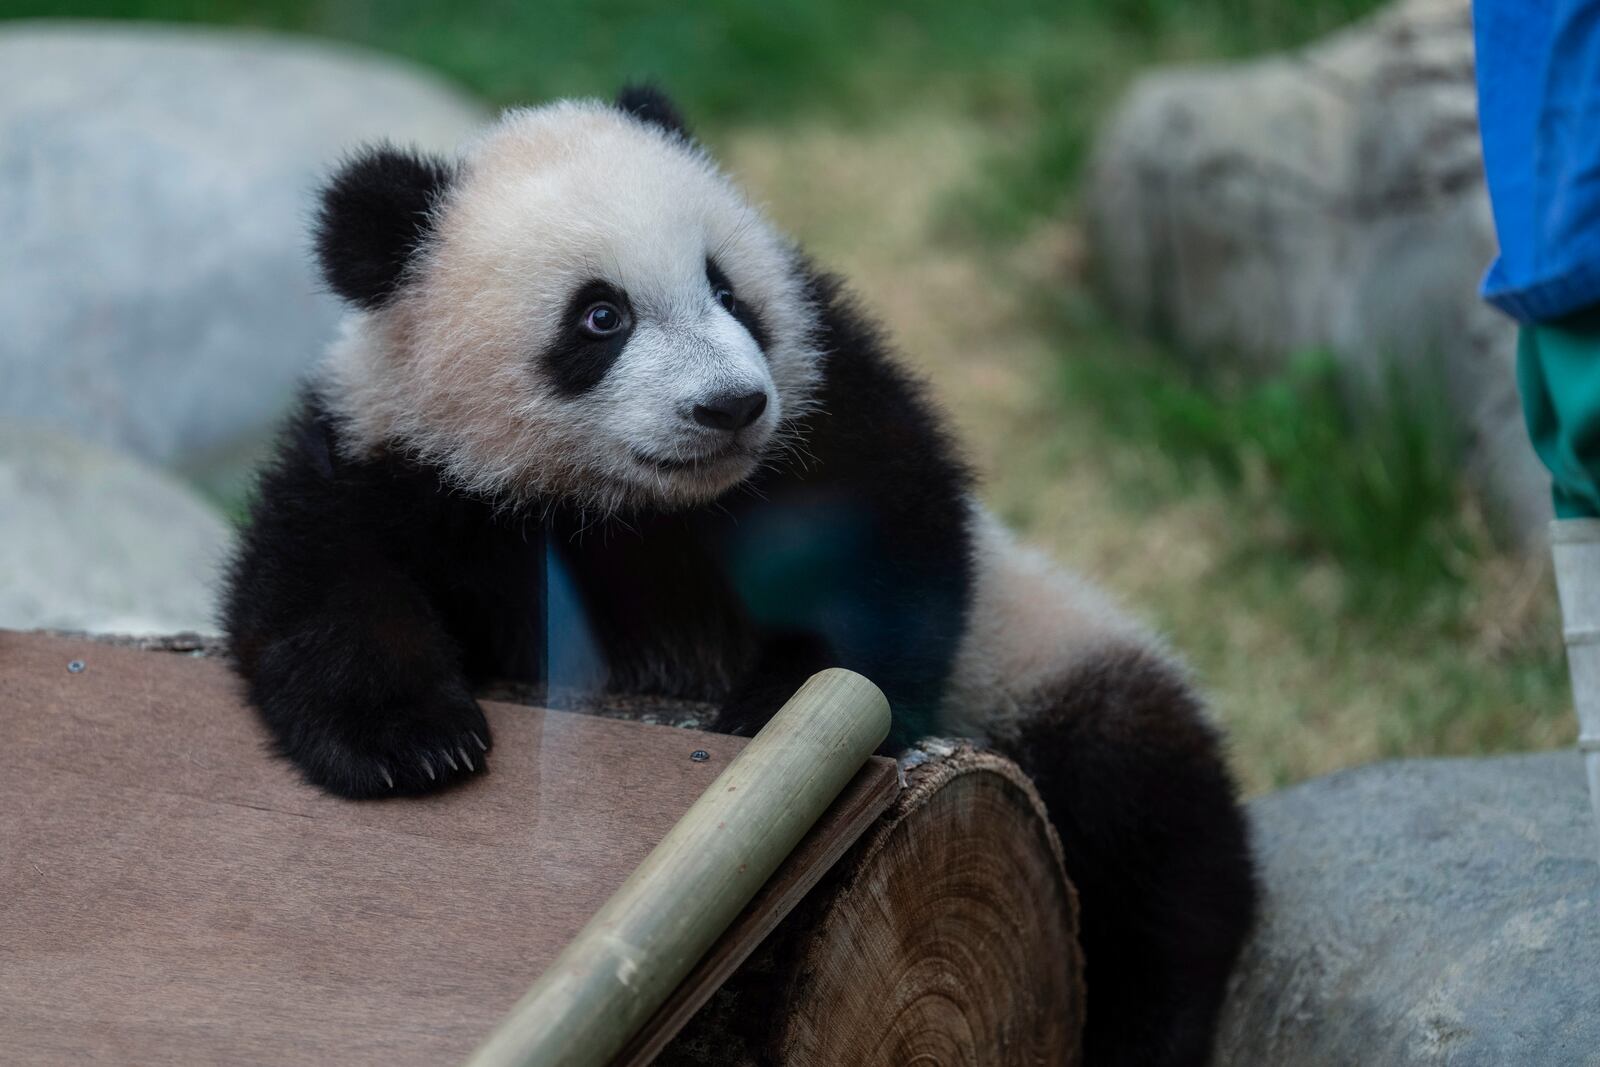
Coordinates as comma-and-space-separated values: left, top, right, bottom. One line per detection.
545, 280, 634, 396
706, 258, 770, 352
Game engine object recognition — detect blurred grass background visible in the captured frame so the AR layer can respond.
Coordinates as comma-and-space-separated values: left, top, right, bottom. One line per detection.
3, 0, 1571, 790
6, 1, 1388, 117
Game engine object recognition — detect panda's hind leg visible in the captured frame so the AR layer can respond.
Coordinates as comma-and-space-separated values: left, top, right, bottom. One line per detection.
990, 644, 1257, 1067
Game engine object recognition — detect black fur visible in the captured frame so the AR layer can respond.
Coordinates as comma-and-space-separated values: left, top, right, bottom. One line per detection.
544, 280, 637, 396
707, 257, 771, 351
314, 144, 455, 308
994, 647, 1258, 1067
615, 83, 691, 138
223, 409, 528, 796
229, 94, 1255, 1066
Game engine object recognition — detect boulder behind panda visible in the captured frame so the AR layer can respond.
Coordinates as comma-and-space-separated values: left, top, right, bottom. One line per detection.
223, 86, 1257, 1067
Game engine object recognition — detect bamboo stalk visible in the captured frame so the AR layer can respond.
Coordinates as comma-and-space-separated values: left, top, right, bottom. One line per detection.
463, 668, 891, 1067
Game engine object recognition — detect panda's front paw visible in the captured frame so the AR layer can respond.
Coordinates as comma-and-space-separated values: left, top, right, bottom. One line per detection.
283, 690, 494, 799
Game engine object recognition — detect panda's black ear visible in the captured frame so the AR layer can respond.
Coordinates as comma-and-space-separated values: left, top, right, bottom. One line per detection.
615, 84, 691, 139
313, 144, 456, 309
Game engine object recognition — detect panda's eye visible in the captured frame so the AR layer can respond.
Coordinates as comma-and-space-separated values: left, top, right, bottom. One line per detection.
713, 284, 736, 313
580, 302, 624, 337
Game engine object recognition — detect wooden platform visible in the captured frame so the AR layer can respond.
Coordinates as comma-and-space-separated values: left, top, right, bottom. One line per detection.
0, 631, 898, 1065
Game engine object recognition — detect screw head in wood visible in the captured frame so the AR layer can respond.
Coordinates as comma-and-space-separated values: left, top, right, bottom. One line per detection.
66, 660, 85, 674
690, 749, 710, 763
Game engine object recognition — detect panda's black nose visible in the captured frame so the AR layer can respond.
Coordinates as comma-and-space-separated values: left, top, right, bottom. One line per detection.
692, 390, 768, 431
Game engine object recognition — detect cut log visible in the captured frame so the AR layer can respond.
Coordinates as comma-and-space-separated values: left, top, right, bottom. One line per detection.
780, 746, 1081, 1065
659, 743, 1083, 1067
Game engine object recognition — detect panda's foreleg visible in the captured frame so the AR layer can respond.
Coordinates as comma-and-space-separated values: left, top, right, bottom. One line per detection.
229, 561, 492, 799
988, 645, 1256, 1067
711, 629, 835, 738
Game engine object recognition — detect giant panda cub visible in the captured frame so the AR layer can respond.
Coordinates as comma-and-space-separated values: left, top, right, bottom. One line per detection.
224, 87, 1256, 1067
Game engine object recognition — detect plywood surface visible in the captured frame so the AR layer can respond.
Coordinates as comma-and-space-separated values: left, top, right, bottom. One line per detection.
0, 631, 896, 1065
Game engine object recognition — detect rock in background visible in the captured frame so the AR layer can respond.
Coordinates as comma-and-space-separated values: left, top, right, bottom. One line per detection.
1216, 752, 1600, 1064
0, 427, 232, 634
0, 22, 484, 501
1084, 0, 1548, 545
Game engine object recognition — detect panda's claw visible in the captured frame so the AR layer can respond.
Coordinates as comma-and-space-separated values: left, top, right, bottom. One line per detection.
267, 681, 488, 798
471, 731, 488, 752
460, 747, 474, 772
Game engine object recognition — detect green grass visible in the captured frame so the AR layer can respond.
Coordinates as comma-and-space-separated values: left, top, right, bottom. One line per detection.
1056, 304, 1477, 619
4, 0, 1386, 237
1020, 296, 1567, 792
4, 1, 1385, 123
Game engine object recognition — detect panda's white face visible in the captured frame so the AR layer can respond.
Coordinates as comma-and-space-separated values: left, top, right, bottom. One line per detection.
320, 101, 822, 514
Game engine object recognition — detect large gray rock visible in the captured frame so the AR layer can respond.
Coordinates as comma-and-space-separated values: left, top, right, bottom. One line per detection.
0, 22, 484, 496
0, 426, 233, 634
1216, 752, 1600, 1065
1085, 0, 1549, 546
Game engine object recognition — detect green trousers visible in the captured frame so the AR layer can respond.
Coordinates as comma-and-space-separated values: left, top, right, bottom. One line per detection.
1520, 308, 1600, 519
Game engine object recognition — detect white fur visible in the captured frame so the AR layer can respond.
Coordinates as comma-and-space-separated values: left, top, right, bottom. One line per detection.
940, 500, 1180, 740
319, 100, 823, 514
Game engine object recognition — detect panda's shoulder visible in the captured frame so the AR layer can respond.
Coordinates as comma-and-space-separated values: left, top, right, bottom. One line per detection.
802, 269, 971, 494
248, 394, 475, 539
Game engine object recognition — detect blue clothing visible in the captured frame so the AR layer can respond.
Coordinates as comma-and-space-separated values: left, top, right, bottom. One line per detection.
1475, 0, 1600, 323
